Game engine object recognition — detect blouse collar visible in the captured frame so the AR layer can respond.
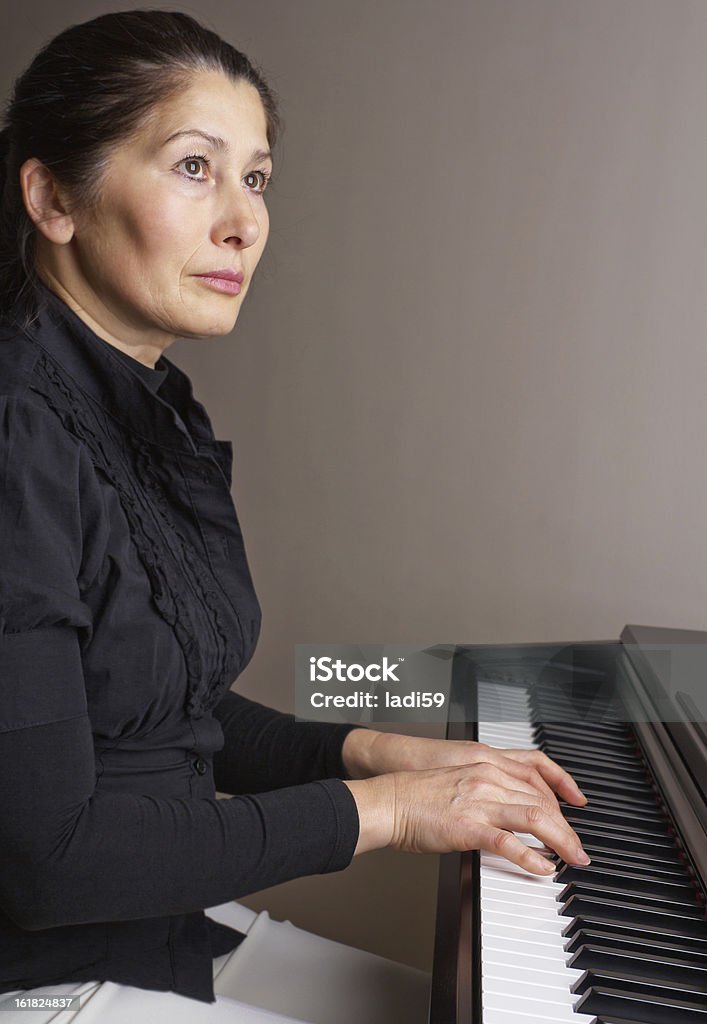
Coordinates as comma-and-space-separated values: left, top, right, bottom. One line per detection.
14, 280, 221, 455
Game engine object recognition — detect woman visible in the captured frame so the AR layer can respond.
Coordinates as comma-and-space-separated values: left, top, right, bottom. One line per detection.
0, 11, 590, 1023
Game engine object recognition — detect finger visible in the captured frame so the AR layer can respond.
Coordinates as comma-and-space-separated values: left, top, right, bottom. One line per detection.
498, 748, 588, 805
442, 745, 561, 809
492, 753, 560, 807
479, 781, 570, 833
478, 802, 591, 867
466, 762, 560, 815
472, 824, 556, 875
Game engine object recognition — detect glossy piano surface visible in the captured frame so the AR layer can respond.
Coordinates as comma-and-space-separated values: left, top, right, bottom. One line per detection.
429, 624, 707, 1024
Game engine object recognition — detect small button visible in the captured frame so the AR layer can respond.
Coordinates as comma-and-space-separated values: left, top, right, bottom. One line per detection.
193, 757, 207, 775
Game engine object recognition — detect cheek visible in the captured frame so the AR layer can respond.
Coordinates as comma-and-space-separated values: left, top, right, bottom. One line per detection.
102, 187, 197, 268
253, 205, 270, 260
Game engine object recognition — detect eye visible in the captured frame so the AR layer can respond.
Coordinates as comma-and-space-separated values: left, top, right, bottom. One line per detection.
244, 169, 272, 194
176, 153, 210, 181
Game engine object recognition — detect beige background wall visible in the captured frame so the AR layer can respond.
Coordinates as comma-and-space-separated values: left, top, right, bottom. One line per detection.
5, 0, 707, 972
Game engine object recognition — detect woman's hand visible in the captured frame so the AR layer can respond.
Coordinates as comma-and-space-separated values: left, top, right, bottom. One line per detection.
341, 728, 587, 810
341, 728, 591, 874
343, 760, 591, 874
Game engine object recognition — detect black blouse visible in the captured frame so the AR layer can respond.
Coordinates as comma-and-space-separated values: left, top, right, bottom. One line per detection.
0, 282, 361, 1004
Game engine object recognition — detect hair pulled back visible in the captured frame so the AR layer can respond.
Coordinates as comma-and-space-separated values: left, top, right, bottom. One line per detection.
0, 9, 281, 330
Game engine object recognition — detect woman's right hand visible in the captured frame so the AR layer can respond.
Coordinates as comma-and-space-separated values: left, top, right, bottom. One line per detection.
343, 761, 591, 875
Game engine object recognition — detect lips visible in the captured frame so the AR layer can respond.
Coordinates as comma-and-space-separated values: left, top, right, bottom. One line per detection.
195, 269, 245, 283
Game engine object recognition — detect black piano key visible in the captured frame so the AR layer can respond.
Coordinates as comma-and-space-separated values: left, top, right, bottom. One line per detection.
544, 724, 629, 740
535, 724, 634, 748
569, 970, 704, 1019
568, 762, 653, 784
571, 839, 684, 867
563, 806, 667, 832
541, 741, 639, 765
558, 851, 688, 878
559, 764, 651, 785
555, 864, 698, 900
570, 825, 677, 856
568, 771, 656, 798
564, 928, 707, 966
569, 966, 704, 999
532, 712, 627, 729
561, 754, 648, 773
563, 912, 707, 948
532, 708, 626, 727
593, 1018, 671, 1024
541, 743, 644, 769
532, 707, 630, 724
552, 756, 658, 780
531, 683, 622, 700
537, 731, 638, 752
560, 895, 707, 939
558, 881, 702, 915
593, 1018, 670, 1024
574, 985, 707, 1023
565, 789, 667, 813
573, 991, 704, 1024
568, 944, 707, 990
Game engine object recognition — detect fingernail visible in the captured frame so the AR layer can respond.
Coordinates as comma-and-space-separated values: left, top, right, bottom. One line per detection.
574, 848, 591, 865
538, 860, 555, 874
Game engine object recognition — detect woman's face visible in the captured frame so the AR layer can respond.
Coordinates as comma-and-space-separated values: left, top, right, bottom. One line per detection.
51, 71, 272, 350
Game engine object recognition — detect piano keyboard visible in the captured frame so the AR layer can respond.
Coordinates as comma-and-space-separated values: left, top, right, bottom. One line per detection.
476, 677, 707, 1024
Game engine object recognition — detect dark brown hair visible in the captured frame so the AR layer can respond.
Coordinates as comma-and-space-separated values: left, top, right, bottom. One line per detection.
0, 9, 281, 329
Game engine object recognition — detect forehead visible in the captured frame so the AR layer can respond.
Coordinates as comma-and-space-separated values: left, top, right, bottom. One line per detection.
141, 70, 269, 154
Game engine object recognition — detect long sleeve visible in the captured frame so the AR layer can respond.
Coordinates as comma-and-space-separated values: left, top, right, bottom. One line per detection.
0, 708, 359, 931
0, 396, 360, 932
212, 689, 363, 795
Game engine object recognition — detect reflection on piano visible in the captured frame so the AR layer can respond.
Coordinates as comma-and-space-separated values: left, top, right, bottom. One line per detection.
429, 624, 707, 1024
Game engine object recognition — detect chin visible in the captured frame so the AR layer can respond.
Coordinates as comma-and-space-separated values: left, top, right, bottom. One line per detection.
177, 304, 243, 339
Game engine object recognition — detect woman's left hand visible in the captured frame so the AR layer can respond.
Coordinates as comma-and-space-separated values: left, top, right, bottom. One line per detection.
341, 728, 587, 811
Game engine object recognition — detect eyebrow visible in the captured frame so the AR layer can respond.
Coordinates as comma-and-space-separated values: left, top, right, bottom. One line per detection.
162, 128, 272, 164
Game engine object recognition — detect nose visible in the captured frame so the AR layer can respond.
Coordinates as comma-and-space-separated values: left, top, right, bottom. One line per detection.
215, 180, 262, 250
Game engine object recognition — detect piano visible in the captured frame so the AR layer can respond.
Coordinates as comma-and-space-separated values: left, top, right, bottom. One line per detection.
429, 624, 707, 1024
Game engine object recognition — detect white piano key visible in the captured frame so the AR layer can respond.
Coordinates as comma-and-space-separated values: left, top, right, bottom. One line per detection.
480, 884, 561, 903
484, 1007, 596, 1024
477, 679, 590, 1024
477, 700, 530, 710
482, 927, 569, 956
482, 956, 583, 988
482, 934, 572, 961
481, 869, 558, 892
481, 903, 566, 929
480, 865, 560, 888
483, 990, 581, 1016
477, 716, 532, 726
481, 884, 557, 909
484, 978, 575, 1006
480, 853, 556, 875
480, 873, 561, 893
512, 832, 549, 848
477, 706, 532, 717
477, 707, 530, 717
478, 724, 535, 740
481, 887, 562, 911
476, 733, 536, 746
477, 709, 533, 716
